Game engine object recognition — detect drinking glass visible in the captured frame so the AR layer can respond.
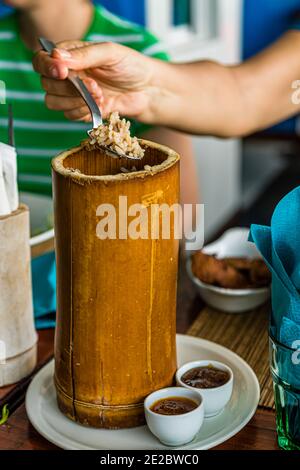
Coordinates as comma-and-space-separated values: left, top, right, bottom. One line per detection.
270, 334, 300, 450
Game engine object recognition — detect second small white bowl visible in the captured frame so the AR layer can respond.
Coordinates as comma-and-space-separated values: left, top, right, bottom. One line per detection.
144, 387, 204, 447
187, 227, 270, 313
176, 360, 234, 418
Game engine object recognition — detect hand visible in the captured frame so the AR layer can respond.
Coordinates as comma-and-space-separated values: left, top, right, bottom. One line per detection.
33, 40, 162, 123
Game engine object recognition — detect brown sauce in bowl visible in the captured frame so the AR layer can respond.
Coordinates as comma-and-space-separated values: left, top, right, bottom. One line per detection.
150, 397, 198, 415
181, 365, 230, 389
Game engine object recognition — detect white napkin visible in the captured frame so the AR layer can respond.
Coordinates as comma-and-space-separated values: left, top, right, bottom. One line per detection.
0, 153, 10, 216
0, 142, 18, 217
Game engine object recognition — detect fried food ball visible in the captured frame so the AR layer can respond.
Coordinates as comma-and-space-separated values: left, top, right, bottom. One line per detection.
225, 258, 253, 271
250, 259, 271, 287
191, 252, 249, 289
191, 252, 271, 289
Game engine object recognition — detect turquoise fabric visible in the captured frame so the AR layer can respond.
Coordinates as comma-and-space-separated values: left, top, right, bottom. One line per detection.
31, 252, 56, 329
250, 186, 300, 349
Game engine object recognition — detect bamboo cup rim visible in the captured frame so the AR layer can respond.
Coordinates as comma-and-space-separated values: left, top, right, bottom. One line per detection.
51, 139, 180, 183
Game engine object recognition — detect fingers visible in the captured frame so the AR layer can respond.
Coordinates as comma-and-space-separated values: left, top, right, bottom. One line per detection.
45, 90, 102, 114
33, 50, 69, 79
33, 40, 90, 79
42, 75, 103, 118
32, 39, 139, 121
40, 63, 103, 120
64, 105, 94, 122
34, 41, 123, 79
56, 40, 90, 51
45, 94, 89, 111
52, 41, 126, 71
41, 76, 102, 98
41, 76, 78, 96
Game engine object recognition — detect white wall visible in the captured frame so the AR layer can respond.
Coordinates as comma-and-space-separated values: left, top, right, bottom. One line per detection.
193, 138, 242, 237
147, 0, 243, 240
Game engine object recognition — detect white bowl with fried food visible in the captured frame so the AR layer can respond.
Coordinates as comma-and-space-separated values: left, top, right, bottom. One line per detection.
186, 228, 270, 313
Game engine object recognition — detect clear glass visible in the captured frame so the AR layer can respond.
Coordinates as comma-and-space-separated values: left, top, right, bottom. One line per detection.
269, 335, 300, 450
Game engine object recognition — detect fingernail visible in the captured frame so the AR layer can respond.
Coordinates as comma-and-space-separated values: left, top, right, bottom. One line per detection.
56, 48, 72, 59
50, 66, 59, 78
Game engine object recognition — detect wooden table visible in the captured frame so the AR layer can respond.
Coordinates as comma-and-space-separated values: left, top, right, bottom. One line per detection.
0, 263, 279, 450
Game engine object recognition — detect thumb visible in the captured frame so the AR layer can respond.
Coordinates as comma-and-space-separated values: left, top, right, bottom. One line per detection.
53, 42, 125, 71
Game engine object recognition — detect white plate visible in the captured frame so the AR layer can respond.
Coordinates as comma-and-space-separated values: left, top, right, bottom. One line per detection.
25, 335, 260, 450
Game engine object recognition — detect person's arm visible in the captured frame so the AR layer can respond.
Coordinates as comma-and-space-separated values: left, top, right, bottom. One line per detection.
33, 31, 300, 137
176, 29, 300, 137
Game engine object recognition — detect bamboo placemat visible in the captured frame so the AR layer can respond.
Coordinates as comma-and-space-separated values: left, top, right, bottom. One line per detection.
187, 303, 275, 409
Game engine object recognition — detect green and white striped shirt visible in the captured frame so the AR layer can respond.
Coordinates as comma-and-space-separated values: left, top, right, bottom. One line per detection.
0, 6, 168, 195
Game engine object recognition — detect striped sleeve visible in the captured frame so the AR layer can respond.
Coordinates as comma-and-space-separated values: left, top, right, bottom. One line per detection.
0, 9, 170, 194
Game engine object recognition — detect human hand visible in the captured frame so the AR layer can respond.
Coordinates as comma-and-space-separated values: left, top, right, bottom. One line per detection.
33, 40, 162, 123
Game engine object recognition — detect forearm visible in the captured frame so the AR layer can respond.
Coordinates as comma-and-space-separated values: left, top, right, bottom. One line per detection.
231, 30, 300, 135
35, 32, 300, 137
149, 60, 247, 137
149, 31, 300, 137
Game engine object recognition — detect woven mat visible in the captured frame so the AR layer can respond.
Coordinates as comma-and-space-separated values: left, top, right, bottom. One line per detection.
187, 304, 274, 409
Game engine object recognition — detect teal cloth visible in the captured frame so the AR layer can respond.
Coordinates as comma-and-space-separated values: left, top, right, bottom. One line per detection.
253, 186, 300, 441
31, 251, 56, 329
250, 186, 300, 349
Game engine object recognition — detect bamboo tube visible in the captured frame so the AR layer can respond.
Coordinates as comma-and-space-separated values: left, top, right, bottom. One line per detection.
52, 140, 180, 429
0, 205, 37, 387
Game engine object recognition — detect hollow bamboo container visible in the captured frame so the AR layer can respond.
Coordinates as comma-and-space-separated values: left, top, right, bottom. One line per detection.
52, 140, 180, 429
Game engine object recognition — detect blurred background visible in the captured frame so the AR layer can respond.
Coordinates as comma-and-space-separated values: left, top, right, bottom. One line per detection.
1, 0, 300, 239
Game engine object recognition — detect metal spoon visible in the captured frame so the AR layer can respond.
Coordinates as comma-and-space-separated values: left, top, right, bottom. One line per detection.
39, 38, 141, 161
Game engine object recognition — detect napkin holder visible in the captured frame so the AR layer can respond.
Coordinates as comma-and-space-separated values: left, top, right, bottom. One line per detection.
0, 204, 37, 387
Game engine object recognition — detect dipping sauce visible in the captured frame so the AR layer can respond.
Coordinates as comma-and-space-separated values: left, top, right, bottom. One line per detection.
181, 365, 230, 389
150, 397, 198, 416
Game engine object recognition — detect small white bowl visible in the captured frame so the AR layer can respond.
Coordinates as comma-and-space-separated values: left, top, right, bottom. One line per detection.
144, 387, 204, 447
176, 360, 234, 418
187, 227, 270, 313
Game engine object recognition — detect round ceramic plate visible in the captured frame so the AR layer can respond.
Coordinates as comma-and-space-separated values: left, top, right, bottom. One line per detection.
25, 335, 260, 450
